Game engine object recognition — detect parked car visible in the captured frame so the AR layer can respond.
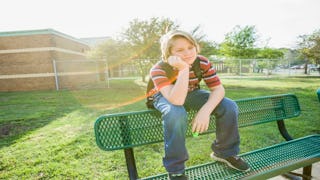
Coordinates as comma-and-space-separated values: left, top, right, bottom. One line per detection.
290, 65, 303, 69
308, 64, 319, 71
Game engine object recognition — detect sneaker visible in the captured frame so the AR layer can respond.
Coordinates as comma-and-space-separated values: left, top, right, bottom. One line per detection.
169, 173, 188, 180
210, 152, 250, 172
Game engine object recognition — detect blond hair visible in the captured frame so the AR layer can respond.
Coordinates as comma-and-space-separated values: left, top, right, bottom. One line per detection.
160, 30, 200, 62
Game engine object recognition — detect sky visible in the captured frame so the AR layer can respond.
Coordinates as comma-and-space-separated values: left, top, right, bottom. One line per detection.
1, 0, 320, 49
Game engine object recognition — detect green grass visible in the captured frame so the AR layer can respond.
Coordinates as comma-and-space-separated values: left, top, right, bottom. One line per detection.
0, 77, 319, 179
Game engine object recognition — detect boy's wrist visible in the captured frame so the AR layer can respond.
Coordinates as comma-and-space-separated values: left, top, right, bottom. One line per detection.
201, 104, 215, 115
178, 64, 189, 71
178, 67, 189, 73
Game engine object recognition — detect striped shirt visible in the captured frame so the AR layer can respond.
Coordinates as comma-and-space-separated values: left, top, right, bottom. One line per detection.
149, 55, 221, 93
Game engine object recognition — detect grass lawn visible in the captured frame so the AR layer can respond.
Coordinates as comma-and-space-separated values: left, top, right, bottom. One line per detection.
0, 77, 319, 179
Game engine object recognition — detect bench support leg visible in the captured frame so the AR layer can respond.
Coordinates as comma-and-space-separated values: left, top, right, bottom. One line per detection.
302, 165, 312, 180
124, 148, 138, 180
276, 120, 293, 141
287, 165, 313, 180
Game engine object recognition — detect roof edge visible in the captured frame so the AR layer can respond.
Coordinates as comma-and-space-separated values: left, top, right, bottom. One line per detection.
0, 28, 89, 46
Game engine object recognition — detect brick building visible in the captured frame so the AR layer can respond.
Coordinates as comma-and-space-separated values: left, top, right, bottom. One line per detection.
0, 29, 104, 91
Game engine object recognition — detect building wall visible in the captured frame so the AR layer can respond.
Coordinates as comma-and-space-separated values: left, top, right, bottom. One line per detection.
0, 29, 93, 92
53, 35, 88, 53
0, 34, 52, 49
0, 77, 56, 91
0, 52, 53, 75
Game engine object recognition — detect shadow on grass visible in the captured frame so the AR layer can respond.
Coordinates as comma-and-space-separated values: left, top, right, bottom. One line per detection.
0, 79, 146, 149
0, 90, 85, 149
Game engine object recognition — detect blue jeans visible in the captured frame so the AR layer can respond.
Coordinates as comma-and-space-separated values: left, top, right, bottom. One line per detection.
153, 89, 240, 174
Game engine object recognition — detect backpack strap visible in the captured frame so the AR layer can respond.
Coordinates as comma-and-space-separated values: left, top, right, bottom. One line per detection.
191, 57, 202, 82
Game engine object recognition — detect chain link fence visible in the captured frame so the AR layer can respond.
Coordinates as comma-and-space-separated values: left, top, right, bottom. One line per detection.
107, 58, 320, 79
53, 59, 109, 90
52, 58, 319, 90
211, 58, 320, 77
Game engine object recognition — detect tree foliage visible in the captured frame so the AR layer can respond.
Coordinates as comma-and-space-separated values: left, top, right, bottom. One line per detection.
199, 40, 219, 57
297, 29, 320, 74
121, 17, 179, 60
189, 25, 219, 57
298, 29, 320, 65
219, 25, 259, 58
87, 38, 132, 77
254, 48, 284, 72
87, 38, 129, 65
256, 48, 284, 59
88, 20, 320, 79
120, 17, 179, 81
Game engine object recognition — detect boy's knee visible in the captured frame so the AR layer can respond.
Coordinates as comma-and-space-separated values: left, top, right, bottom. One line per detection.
227, 99, 238, 113
163, 106, 187, 125
216, 98, 239, 116
169, 106, 187, 119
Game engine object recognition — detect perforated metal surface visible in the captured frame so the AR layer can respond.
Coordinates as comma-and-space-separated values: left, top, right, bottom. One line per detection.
94, 94, 301, 151
140, 135, 320, 180
237, 94, 300, 127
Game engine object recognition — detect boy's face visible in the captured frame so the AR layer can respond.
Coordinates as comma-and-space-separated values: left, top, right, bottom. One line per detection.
170, 37, 197, 65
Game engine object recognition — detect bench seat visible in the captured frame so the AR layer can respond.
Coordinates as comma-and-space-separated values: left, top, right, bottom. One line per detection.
141, 134, 320, 180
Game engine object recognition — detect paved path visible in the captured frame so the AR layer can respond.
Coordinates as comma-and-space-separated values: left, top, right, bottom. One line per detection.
270, 162, 320, 180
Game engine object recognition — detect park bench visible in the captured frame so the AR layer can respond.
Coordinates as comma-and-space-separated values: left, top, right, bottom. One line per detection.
94, 94, 320, 180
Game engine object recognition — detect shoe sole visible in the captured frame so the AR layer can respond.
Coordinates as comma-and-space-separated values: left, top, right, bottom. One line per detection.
210, 153, 250, 172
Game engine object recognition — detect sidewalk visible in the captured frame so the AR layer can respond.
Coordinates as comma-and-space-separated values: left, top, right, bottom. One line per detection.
270, 162, 320, 180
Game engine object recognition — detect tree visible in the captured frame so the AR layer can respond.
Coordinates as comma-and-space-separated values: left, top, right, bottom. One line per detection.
256, 48, 284, 59
297, 29, 320, 74
87, 38, 128, 64
189, 25, 219, 57
255, 48, 284, 73
219, 25, 259, 58
282, 48, 303, 68
219, 25, 259, 74
199, 40, 219, 57
87, 38, 131, 77
120, 17, 179, 82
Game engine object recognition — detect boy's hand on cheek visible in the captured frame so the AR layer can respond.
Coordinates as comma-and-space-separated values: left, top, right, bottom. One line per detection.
168, 56, 189, 71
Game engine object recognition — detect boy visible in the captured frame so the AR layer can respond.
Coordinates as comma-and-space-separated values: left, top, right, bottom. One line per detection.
149, 30, 250, 179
